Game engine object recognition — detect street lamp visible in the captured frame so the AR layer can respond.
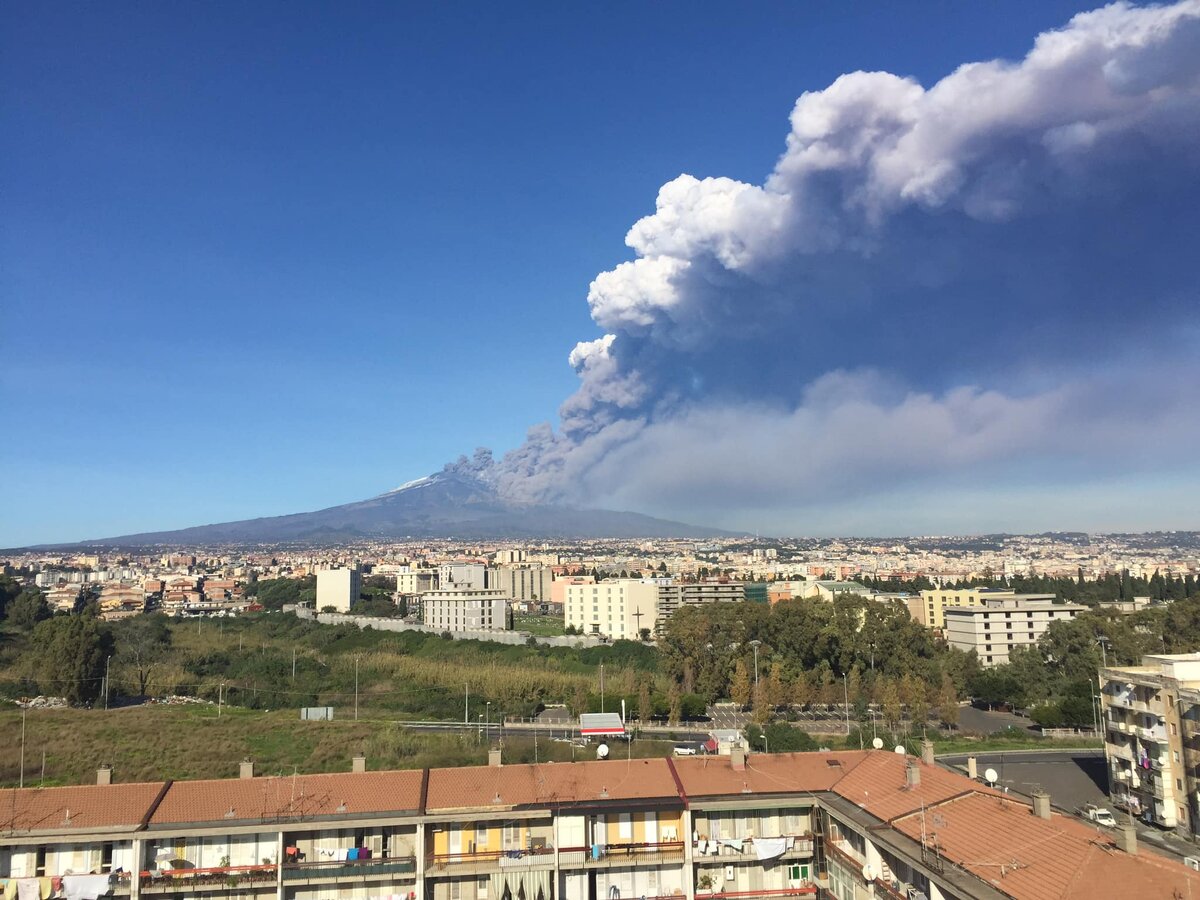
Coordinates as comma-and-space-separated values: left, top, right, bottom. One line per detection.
1095, 636, 1110, 669
759, 734, 769, 755
486, 702, 492, 742
748, 640, 762, 687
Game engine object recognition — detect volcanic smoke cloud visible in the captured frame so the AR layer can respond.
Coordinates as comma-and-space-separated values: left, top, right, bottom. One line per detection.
482, 1, 1200, 530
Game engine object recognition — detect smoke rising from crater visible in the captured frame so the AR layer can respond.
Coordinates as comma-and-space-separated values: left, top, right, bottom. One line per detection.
484, 1, 1200, 528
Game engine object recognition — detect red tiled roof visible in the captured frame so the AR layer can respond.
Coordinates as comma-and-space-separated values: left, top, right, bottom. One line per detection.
829, 752, 994, 821
148, 771, 423, 826
891, 791, 1200, 900
673, 750, 870, 799
0, 782, 166, 835
424, 758, 679, 813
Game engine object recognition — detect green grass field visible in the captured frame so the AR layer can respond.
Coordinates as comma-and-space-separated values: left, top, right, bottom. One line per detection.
0, 704, 677, 787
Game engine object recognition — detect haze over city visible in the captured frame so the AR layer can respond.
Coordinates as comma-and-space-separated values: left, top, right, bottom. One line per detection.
4, 1, 1198, 544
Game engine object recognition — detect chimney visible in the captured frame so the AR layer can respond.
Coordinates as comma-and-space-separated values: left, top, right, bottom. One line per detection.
1117, 823, 1137, 855
352, 755, 366, 774
489, 748, 502, 768
1031, 790, 1051, 820
96, 765, 113, 786
730, 748, 746, 771
906, 761, 921, 788
967, 756, 978, 780
920, 739, 935, 766
240, 758, 255, 779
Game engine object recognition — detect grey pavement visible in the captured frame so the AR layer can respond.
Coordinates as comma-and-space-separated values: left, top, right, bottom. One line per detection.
955, 704, 1037, 735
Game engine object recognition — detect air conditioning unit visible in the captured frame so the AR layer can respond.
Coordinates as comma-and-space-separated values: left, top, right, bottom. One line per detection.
1118, 723, 1128, 732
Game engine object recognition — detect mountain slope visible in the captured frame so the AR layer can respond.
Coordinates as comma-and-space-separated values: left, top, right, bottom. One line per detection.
56, 471, 738, 545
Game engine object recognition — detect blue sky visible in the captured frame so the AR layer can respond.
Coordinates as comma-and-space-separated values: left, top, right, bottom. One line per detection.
3, 1, 1197, 545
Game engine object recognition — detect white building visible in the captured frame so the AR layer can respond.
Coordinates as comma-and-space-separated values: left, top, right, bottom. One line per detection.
438, 563, 491, 591
422, 587, 508, 632
944, 597, 1085, 666
564, 580, 659, 640
315, 567, 362, 613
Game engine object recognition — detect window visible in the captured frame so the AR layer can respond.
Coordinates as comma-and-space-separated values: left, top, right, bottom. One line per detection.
788, 863, 810, 883
475, 824, 487, 849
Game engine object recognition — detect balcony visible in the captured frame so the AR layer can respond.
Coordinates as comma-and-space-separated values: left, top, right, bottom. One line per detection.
1106, 743, 1135, 762
139, 865, 277, 894
427, 846, 555, 875
282, 855, 416, 883
698, 890, 817, 898
694, 836, 815, 862
558, 841, 686, 868
821, 839, 865, 872
1140, 726, 1169, 744
874, 878, 912, 900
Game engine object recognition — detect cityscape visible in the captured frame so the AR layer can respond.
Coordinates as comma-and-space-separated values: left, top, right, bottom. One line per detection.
4, 1, 1200, 899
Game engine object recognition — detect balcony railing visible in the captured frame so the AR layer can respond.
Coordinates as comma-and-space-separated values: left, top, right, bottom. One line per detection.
139, 864, 277, 893
282, 855, 416, 881
699, 890, 817, 898
427, 846, 555, 872
694, 836, 815, 859
821, 839, 865, 872
874, 879, 910, 900
559, 840, 686, 866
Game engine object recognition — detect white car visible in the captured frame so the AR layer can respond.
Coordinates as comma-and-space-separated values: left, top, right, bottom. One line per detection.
673, 745, 698, 756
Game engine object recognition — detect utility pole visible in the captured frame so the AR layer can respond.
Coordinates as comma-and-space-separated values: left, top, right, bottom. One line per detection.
600, 663, 605, 713
465, 682, 469, 726
19, 709, 26, 789
354, 657, 359, 721
218, 683, 224, 718
104, 655, 112, 710
292, 647, 296, 682
749, 640, 762, 687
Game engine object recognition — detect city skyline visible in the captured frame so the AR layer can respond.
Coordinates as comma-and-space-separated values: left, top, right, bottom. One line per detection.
4, 1, 1199, 546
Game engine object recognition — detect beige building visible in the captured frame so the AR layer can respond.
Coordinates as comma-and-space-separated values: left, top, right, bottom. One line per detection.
491, 565, 551, 603
943, 597, 1084, 667
911, 587, 1056, 629
315, 567, 361, 613
421, 587, 508, 632
1101, 652, 1200, 832
654, 581, 743, 626
564, 579, 659, 640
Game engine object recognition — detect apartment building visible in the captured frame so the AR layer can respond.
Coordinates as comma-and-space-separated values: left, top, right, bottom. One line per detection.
910, 588, 1058, 629
315, 568, 362, 613
1100, 652, 1200, 832
438, 564, 491, 591
943, 598, 1084, 666
563, 580, 659, 640
3, 748, 1197, 900
489, 566, 551, 604
422, 588, 508, 632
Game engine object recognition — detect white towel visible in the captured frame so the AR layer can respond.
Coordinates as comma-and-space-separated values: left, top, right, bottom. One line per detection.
720, 838, 744, 853
15, 881, 39, 900
62, 875, 113, 900
754, 837, 788, 861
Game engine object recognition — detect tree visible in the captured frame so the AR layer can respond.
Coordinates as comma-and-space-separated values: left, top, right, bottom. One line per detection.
668, 683, 682, 725
880, 679, 902, 732
938, 674, 959, 730
114, 614, 172, 697
638, 682, 652, 723
751, 682, 771, 724
572, 684, 590, 716
7, 589, 50, 630
31, 615, 114, 705
730, 659, 752, 708
790, 672, 811, 709
765, 661, 786, 709
908, 678, 930, 733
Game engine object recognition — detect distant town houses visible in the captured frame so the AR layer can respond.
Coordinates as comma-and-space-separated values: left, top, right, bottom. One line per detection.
1, 534, 1194, 642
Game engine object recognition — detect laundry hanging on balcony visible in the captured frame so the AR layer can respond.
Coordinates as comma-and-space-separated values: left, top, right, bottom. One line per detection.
488, 869, 551, 900
753, 837, 788, 861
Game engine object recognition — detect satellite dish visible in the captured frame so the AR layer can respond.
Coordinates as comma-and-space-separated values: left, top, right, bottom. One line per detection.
597, 743, 610, 759
984, 767, 999, 784
894, 745, 906, 755
872, 738, 884, 750
862, 863, 876, 882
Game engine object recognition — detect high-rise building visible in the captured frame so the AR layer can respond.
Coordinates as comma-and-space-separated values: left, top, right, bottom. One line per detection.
911, 588, 1056, 629
943, 597, 1084, 666
315, 567, 361, 613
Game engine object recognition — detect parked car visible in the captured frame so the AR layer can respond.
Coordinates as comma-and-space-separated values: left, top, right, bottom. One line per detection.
673, 744, 698, 756
1078, 804, 1117, 827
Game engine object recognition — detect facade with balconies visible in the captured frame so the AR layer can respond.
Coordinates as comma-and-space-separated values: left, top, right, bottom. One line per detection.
1100, 653, 1200, 833
6, 745, 1200, 900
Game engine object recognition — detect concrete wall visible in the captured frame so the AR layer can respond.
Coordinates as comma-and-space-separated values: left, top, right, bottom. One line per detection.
290, 605, 604, 649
